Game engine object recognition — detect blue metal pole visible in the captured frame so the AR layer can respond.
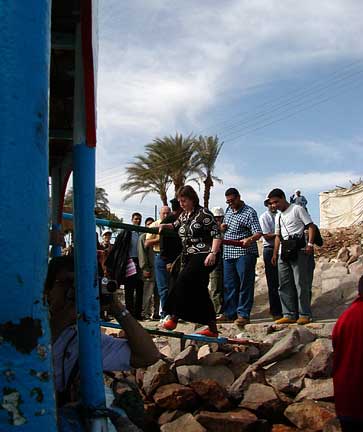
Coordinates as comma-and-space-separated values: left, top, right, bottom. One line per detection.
72, 25, 106, 413
0, 1, 57, 430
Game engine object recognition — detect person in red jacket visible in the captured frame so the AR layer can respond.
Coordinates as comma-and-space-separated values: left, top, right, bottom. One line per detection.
332, 275, 363, 432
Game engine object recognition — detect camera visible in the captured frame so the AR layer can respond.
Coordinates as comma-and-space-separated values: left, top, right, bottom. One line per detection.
100, 277, 118, 308
101, 277, 118, 293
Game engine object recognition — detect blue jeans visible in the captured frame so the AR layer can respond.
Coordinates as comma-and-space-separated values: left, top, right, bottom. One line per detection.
223, 255, 257, 319
154, 254, 168, 318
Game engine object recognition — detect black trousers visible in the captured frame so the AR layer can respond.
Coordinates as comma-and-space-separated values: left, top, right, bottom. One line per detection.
263, 247, 282, 317
124, 258, 143, 319
165, 252, 216, 325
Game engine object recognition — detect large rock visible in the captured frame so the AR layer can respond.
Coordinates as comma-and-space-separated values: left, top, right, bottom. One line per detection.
199, 352, 230, 366
304, 338, 333, 379
197, 344, 218, 360
190, 379, 231, 411
239, 383, 286, 422
158, 410, 185, 426
176, 365, 234, 388
336, 246, 350, 263
153, 383, 198, 410
160, 413, 206, 432
254, 328, 315, 368
243, 323, 272, 340
295, 378, 334, 402
284, 400, 336, 431
304, 322, 335, 339
262, 328, 291, 348
195, 409, 267, 432
228, 365, 266, 400
349, 256, 363, 278
142, 359, 177, 396
173, 346, 199, 367
265, 351, 310, 395
225, 351, 249, 379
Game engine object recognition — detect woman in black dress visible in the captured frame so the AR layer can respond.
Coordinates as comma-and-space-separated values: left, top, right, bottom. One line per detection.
159, 185, 222, 337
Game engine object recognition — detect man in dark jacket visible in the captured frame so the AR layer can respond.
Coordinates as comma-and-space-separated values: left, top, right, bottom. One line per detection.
105, 213, 144, 319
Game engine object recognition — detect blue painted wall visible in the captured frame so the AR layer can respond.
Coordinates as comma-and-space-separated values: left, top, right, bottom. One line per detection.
0, 1, 57, 429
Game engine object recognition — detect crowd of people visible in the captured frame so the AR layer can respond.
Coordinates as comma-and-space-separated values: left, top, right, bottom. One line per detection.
89, 185, 318, 332
48, 184, 363, 431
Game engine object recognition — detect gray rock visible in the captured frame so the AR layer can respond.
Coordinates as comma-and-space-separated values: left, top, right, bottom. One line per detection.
225, 351, 250, 379
199, 352, 230, 366
158, 410, 185, 426
143, 359, 177, 396
243, 323, 272, 340
173, 346, 199, 367
239, 383, 286, 422
304, 338, 333, 379
160, 413, 206, 432
304, 322, 336, 339
228, 365, 266, 400
295, 378, 334, 402
176, 365, 235, 388
254, 328, 314, 369
265, 351, 310, 395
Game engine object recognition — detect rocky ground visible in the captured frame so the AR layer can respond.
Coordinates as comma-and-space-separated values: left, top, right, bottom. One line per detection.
104, 226, 362, 431
107, 321, 338, 431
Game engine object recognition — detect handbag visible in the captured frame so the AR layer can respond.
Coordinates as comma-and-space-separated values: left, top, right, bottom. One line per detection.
280, 238, 299, 262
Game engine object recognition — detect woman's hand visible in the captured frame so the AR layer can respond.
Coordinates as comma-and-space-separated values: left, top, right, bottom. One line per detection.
204, 253, 216, 267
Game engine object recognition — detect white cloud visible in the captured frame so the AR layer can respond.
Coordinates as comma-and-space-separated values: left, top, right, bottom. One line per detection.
94, 0, 363, 218
263, 170, 360, 194
97, 0, 363, 144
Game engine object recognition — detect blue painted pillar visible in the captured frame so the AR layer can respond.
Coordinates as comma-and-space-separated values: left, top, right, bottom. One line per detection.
72, 23, 106, 416
0, 1, 57, 430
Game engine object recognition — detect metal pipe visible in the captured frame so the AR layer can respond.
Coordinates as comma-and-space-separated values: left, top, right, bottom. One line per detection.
100, 321, 229, 344
63, 212, 178, 236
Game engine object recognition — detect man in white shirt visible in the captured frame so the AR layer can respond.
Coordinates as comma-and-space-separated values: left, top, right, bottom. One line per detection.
269, 188, 316, 325
259, 198, 282, 320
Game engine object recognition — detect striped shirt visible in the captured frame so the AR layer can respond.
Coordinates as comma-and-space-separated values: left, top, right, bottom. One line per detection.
223, 204, 262, 259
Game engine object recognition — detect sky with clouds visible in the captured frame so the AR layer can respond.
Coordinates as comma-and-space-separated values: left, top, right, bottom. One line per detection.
93, 0, 363, 223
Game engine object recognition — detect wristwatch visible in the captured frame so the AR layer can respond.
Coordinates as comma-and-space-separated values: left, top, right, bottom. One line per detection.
210, 251, 218, 255
115, 308, 130, 319
307, 242, 314, 247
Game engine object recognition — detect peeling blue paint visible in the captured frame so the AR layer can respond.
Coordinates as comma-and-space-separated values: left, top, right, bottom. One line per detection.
0, 1, 57, 429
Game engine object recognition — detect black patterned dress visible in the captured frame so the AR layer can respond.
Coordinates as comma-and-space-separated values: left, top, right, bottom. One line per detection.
164, 206, 222, 324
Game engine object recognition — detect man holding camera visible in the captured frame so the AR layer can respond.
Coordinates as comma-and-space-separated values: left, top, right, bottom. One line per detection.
269, 188, 315, 325
45, 256, 160, 404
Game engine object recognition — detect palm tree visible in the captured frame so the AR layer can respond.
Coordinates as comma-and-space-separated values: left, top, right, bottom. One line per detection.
196, 135, 223, 208
121, 154, 171, 205
64, 186, 111, 215
147, 133, 201, 195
